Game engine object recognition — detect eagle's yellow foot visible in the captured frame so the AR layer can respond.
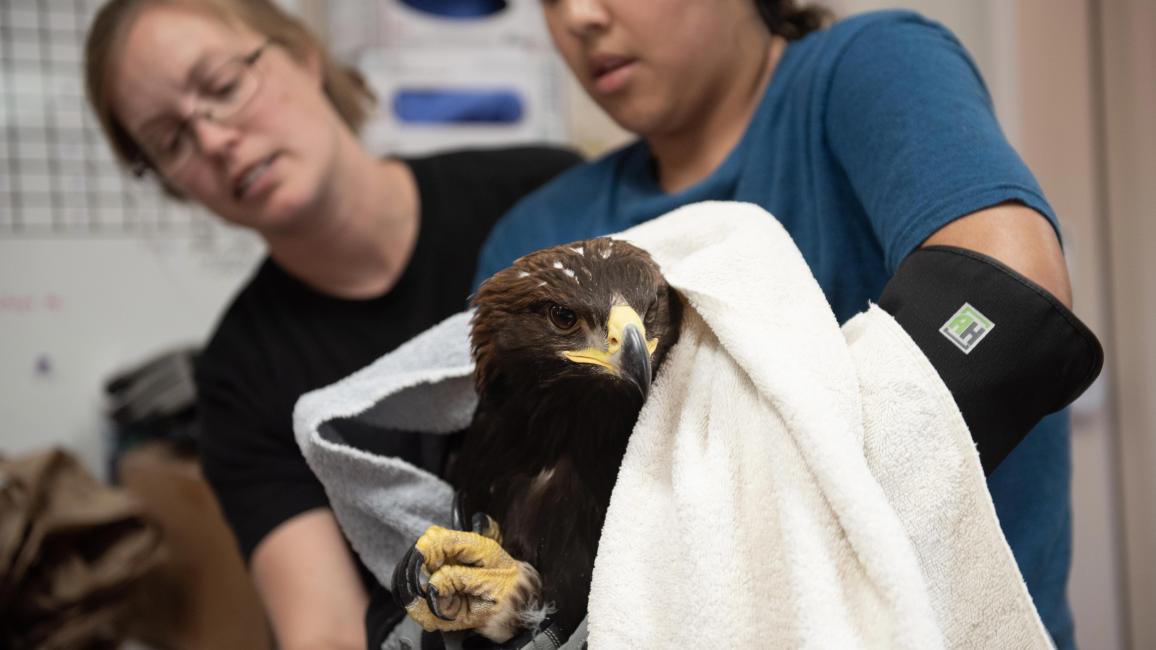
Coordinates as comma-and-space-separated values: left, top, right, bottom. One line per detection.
391, 522, 543, 643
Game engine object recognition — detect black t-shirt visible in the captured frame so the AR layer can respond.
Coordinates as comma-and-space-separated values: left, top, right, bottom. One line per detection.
195, 146, 580, 568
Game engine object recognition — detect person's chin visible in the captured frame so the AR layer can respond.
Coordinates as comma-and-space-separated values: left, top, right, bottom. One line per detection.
601, 104, 665, 138
588, 90, 660, 135
218, 188, 304, 234
255, 188, 322, 235
249, 206, 304, 236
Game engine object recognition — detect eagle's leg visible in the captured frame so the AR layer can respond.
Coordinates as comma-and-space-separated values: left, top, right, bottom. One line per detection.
391, 524, 543, 643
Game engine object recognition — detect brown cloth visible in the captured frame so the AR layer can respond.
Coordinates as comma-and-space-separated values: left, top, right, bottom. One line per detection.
0, 447, 163, 650
115, 442, 272, 650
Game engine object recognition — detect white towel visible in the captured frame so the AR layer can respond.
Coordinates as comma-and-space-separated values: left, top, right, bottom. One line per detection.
294, 201, 1051, 649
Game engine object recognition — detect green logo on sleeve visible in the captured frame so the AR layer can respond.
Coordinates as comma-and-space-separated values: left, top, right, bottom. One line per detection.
941, 303, 994, 354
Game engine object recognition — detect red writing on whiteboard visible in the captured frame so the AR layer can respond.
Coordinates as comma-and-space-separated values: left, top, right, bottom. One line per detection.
0, 293, 64, 313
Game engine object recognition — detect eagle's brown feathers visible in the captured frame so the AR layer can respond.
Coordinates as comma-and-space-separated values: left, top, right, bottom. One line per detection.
446, 236, 682, 639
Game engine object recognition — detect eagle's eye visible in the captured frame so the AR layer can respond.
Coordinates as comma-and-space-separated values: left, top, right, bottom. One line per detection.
548, 304, 578, 331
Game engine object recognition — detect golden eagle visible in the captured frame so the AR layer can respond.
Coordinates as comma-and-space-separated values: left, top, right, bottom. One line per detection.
393, 237, 682, 643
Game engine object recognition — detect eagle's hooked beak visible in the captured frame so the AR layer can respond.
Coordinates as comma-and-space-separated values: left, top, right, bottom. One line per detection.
563, 304, 659, 399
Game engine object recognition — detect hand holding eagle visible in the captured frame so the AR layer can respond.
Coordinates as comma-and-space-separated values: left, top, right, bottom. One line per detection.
393, 237, 682, 643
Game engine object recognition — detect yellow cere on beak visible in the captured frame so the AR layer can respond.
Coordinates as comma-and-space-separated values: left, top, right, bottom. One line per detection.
562, 304, 659, 373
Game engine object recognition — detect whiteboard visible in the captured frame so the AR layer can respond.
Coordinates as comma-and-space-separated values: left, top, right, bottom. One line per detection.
0, 0, 263, 476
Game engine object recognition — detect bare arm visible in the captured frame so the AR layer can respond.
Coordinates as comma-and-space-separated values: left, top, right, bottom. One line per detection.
921, 202, 1072, 307
251, 509, 369, 650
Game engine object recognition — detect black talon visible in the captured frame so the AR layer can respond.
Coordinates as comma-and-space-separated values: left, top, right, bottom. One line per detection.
426, 584, 454, 622
391, 546, 427, 609
452, 491, 469, 531
410, 547, 428, 595
471, 512, 492, 536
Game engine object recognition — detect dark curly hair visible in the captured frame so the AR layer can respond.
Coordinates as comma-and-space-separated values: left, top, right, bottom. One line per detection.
754, 0, 832, 40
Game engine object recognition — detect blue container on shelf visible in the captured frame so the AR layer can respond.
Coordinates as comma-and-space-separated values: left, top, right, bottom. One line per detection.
397, 0, 508, 19
393, 89, 524, 124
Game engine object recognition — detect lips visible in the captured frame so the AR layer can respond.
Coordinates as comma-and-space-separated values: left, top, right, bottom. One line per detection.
588, 53, 635, 91
232, 153, 278, 200
589, 54, 632, 77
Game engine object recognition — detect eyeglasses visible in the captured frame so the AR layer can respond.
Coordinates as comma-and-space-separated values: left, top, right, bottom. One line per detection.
132, 41, 271, 177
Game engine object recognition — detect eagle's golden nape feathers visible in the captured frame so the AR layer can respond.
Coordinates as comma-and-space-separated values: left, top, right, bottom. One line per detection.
396, 236, 683, 644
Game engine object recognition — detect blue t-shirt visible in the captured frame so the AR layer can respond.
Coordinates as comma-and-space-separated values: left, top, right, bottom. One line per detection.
474, 10, 1074, 648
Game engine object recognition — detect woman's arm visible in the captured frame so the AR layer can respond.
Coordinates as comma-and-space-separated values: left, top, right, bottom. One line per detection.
251, 509, 369, 650
922, 202, 1072, 306
884, 201, 1099, 475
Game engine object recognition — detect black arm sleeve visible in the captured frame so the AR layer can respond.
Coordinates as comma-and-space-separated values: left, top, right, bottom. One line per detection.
879, 246, 1103, 474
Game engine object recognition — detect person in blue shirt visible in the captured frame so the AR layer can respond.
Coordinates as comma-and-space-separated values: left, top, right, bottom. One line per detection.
474, 1, 1077, 647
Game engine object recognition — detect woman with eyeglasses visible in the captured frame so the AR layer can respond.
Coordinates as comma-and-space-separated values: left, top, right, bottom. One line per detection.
84, 1, 579, 647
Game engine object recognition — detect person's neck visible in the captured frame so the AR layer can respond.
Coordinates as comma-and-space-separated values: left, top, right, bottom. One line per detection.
649, 36, 786, 194
265, 141, 419, 300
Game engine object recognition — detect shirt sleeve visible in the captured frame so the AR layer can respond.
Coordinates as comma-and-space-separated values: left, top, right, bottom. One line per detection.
196, 345, 329, 562
824, 13, 1059, 273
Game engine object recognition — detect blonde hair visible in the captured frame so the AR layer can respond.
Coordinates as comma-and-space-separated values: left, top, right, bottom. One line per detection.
85, 0, 375, 174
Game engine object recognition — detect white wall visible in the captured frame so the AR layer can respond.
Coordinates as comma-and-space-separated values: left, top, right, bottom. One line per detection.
1011, 2, 1125, 647
1097, 1, 1156, 647
0, 1, 266, 477
0, 234, 261, 477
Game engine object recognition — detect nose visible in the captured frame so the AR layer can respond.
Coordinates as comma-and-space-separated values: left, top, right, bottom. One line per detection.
558, 0, 610, 38
189, 114, 240, 159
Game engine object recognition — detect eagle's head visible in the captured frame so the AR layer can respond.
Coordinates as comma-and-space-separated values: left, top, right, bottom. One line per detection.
470, 238, 681, 406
